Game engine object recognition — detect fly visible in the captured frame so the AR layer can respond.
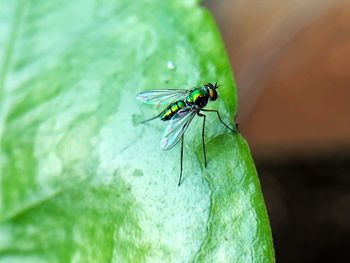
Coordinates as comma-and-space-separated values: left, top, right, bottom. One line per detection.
136, 82, 238, 186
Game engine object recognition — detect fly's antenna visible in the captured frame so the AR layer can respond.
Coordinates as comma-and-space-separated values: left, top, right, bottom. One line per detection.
214, 69, 223, 89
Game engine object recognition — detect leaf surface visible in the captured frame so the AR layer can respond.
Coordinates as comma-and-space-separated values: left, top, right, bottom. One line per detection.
0, 0, 274, 262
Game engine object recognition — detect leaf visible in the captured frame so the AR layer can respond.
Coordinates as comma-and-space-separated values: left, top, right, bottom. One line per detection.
0, 0, 274, 262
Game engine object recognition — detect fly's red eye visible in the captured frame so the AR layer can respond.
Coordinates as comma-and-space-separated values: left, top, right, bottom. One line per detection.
209, 89, 218, 101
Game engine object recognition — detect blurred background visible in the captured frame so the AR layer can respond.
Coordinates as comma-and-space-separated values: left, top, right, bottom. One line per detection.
204, 0, 350, 262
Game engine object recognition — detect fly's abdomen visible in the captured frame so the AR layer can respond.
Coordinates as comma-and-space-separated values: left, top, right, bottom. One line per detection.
161, 100, 186, 121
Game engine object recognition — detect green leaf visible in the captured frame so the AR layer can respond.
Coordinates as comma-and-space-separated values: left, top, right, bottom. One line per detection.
0, 0, 274, 262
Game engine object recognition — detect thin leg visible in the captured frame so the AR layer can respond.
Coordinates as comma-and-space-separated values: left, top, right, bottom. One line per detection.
141, 114, 160, 124
197, 112, 207, 167
201, 109, 238, 133
141, 108, 167, 124
178, 135, 184, 186
141, 111, 163, 124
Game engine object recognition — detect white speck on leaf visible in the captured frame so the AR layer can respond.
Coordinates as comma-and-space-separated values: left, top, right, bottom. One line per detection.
167, 61, 175, 70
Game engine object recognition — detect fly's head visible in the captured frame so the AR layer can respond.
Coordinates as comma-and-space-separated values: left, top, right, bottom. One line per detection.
205, 82, 219, 101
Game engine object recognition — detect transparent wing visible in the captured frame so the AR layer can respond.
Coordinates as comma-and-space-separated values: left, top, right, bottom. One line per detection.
160, 106, 198, 150
136, 89, 189, 106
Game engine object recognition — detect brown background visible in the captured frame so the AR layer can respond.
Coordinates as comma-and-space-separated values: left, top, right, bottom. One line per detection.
204, 0, 350, 262
205, 0, 350, 155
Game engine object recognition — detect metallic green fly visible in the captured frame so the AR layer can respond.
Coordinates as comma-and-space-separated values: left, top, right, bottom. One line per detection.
136, 82, 239, 186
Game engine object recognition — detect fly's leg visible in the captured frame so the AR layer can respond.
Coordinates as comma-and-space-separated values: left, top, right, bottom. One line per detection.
141, 115, 161, 124
141, 107, 167, 124
200, 109, 239, 133
178, 135, 184, 186
141, 112, 163, 124
197, 112, 207, 167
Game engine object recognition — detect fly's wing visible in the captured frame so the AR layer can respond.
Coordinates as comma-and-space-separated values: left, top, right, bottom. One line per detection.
160, 106, 197, 150
136, 89, 189, 106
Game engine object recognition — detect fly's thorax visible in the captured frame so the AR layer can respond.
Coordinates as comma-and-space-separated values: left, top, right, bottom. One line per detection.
160, 100, 186, 121
186, 87, 209, 108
